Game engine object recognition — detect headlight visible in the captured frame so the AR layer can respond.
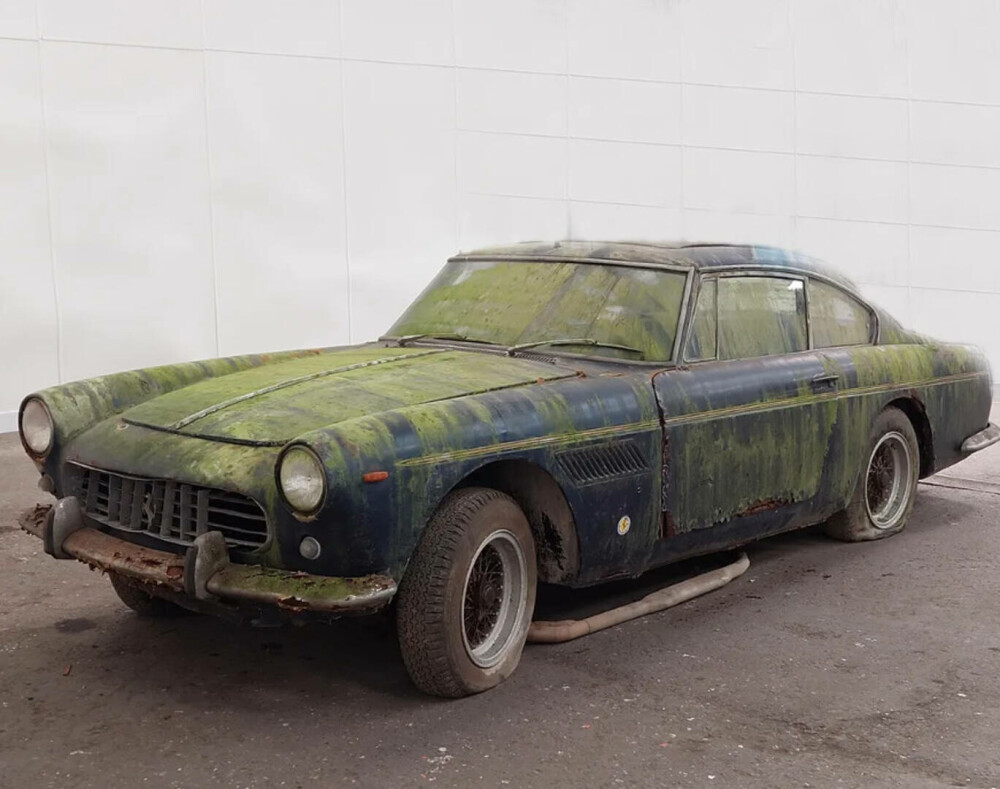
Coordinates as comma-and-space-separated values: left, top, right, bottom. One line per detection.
278, 446, 326, 514
20, 398, 54, 457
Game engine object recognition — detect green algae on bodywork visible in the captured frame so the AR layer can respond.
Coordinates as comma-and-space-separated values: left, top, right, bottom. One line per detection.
32, 347, 339, 449
849, 344, 938, 388
660, 329, 990, 536
65, 418, 280, 492
121, 346, 425, 430
207, 564, 394, 611
298, 370, 664, 579
665, 394, 840, 532
313, 373, 660, 470
126, 348, 578, 444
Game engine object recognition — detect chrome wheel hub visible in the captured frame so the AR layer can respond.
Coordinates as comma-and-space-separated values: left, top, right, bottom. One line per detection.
865, 431, 914, 530
461, 529, 528, 668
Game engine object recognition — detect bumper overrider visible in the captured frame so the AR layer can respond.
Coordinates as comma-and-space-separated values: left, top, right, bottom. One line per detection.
961, 422, 1000, 454
22, 497, 396, 619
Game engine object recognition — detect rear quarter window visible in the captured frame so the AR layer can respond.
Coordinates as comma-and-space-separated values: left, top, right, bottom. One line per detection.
809, 280, 873, 348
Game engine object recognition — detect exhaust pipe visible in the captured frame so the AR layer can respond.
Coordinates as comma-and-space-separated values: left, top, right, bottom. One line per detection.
527, 551, 750, 644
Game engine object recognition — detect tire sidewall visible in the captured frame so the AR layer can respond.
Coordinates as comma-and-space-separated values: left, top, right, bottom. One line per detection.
396, 488, 538, 696
439, 495, 537, 694
834, 407, 921, 541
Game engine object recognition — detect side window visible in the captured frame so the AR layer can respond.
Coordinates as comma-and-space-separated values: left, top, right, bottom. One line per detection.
685, 279, 717, 361
810, 280, 873, 348
718, 276, 807, 360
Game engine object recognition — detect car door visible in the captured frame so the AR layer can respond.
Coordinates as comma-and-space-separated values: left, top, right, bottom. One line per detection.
651, 272, 844, 556
801, 277, 880, 506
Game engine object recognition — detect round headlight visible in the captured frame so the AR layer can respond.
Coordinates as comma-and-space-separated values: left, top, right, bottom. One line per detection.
20, 398, 54, 457
279, 446, 326, 513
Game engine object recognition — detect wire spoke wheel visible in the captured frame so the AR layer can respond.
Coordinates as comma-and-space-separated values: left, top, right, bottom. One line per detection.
864, 431, 914, 530
396, 487, 537, 696
824, 408, 920, 543
461, 529, 528, 669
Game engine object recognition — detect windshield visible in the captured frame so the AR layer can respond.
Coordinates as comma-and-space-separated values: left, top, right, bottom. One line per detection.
387, 259, 689, 362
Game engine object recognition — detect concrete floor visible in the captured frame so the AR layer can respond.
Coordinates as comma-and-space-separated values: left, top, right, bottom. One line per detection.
2, 421, 999, 789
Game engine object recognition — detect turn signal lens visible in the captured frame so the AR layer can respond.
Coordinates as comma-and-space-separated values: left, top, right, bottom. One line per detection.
299, 536, 322, 560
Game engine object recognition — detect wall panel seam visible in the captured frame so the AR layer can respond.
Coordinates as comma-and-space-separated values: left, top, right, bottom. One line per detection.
34, 38, 62, 386
198, 0, 221, 356
337, 0, 353, 343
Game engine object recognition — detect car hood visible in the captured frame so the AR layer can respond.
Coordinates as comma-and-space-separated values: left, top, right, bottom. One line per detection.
122, 344, 578, 446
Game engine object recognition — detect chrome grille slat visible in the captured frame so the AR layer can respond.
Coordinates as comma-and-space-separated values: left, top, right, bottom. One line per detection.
121, 477, 135, 526
195, 489, 209, 537
160, 480, 175, 538
180, 484, 194, 542
72, 464, 267, 550
85, 468, 100, 513
206, 505, 266, 519
108, 475, 122, 521
129, 479, 145, 530
206, 524, 267, 537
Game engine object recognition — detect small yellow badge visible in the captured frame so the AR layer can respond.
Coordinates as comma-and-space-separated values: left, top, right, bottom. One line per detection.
617, 515, 631, 536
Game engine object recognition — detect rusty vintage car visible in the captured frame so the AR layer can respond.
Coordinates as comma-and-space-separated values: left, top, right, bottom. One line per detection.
17, 241, 999, 696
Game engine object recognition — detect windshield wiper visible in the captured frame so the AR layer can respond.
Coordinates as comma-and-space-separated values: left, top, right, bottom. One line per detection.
380, 333, 499, 348
505, 338, 645, 359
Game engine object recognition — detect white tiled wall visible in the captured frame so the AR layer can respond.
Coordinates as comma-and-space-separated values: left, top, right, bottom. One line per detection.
2, 0, 1000, 431
205, 51, 349, 356
41, 42, 217, 383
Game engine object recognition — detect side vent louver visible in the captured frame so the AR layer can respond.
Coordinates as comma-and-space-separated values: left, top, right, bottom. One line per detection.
555, 440, 648, 486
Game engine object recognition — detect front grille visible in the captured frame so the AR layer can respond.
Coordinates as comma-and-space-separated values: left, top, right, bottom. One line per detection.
72, 464, 268, 549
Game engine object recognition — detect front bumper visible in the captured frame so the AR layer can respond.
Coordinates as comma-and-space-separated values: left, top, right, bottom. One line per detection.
21, 497, 395, 617
961, 422, 1000, 454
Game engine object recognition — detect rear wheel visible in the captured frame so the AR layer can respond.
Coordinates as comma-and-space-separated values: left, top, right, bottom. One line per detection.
108, 572, 196, 618
825, 407, 920, 542
396, 487, 537, 697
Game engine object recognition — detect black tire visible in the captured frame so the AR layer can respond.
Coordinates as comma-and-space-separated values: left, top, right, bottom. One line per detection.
108, 572, 196, 618
396, 487, 537, 697
825, 407, 920, 542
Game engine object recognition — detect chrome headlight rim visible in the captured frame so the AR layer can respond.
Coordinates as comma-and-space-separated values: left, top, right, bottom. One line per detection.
19, 397, 54, 459
277, 444, 327, 516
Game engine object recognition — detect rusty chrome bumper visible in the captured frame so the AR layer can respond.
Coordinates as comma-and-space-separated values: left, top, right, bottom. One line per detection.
22, 497, 396, 615
961, 423, 1000, 454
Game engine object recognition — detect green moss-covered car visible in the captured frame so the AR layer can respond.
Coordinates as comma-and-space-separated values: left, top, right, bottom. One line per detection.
18, 241, 998, 696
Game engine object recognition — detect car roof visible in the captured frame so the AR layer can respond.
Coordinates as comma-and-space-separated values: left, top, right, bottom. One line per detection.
450, 240, 859, 294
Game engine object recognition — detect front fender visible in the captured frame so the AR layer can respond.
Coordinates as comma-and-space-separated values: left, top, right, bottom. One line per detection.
297, 373, 662, 582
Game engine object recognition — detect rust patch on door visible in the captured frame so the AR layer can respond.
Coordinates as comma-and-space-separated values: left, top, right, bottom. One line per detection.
736, 497, 789, 517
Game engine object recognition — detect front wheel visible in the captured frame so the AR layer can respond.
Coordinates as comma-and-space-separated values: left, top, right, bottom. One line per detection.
396, 487, 537, 697
825, 406, 920, 542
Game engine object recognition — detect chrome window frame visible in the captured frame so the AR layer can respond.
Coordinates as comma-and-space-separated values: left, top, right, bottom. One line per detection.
679, 266, 879, 365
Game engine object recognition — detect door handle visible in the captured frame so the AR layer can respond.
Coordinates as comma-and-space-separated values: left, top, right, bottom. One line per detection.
811, 372, 839, 390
